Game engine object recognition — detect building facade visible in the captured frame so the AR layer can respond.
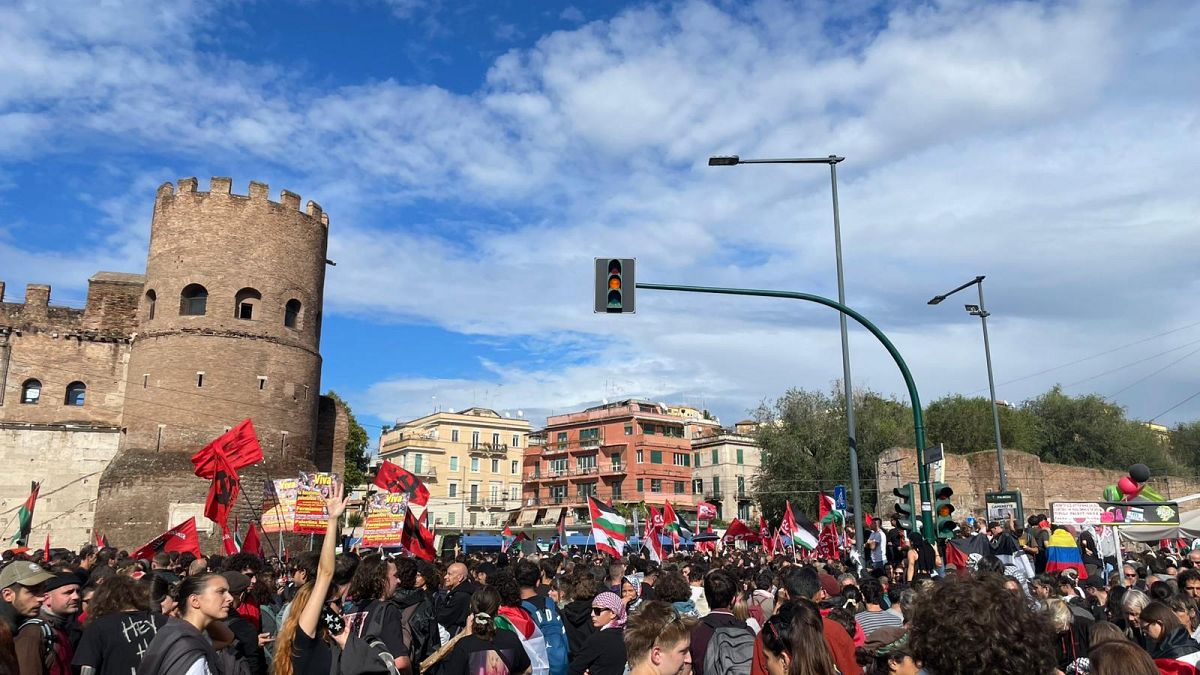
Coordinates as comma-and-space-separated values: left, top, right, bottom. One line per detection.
1, 177, 345, 549
690, 422, 761, 522
519, 399, 696, 529
379, 407, 529, 531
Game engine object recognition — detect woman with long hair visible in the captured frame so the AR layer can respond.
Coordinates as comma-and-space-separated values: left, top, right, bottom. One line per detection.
1087, 640, 1159, 675
74, 575, 167, 675
1139, 600, 1200, 664
439, 586, 530, 675
271, 483, 351, 675
136, 574, 234, 675
761, 599, 839, 675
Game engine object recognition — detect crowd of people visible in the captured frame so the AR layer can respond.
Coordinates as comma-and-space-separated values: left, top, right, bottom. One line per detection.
1, 488, 1199, 675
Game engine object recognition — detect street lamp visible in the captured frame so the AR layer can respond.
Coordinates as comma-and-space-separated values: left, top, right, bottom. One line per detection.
708, 152, 866, 558
928, 275, 1008, 491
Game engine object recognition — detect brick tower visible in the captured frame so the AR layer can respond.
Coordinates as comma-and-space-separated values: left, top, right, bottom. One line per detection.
93, 177, 333, 547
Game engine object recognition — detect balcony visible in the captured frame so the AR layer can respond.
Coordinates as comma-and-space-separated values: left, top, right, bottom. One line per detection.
467, 496, 517, 510
380, 433, 444, 454
468, 442, 509, 457
410, 466, 437, 479
707, 491, 724, 501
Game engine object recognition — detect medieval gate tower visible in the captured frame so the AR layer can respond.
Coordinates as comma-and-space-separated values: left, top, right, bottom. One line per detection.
93, 177, 336, 546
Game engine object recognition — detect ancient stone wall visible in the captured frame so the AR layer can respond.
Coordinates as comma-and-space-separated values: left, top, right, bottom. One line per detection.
0, 426, 120, 549
875, 447, 1200, 518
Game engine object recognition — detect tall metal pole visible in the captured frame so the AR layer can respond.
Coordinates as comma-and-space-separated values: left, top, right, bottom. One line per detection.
828, 157, 864, 560
976, 281, 1007, 491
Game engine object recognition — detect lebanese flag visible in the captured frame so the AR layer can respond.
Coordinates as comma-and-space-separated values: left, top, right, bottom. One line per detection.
242, 521, 263, 556
132, 517, 202, 560
497, 606, 550, 675
818, 490, 843, 525
401, 509, 436, 561
588, 496, 626, 557
221, 523, 240, 555
374, 461, 430, 507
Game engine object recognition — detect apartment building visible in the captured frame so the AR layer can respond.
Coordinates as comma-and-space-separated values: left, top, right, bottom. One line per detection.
519, 399, 696, 528
690, 421, 761, 521
379, 407, 530, 530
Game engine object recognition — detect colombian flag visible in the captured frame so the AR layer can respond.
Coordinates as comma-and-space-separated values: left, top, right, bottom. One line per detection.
1044, 528, 1087, 579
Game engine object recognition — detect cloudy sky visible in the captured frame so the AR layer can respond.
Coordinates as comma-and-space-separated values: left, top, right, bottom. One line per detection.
1, 0, 1198, 444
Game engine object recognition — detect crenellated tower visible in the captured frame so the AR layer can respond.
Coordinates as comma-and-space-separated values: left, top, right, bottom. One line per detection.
94, 177, 333, 546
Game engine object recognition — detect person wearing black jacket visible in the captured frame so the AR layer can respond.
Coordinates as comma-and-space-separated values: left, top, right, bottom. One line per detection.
392, 556, 440, 668
689, 570, 751, 675
1142, 600, 1200, 663
434, 563, 475, 637
561, 576, 601, 658
566, 591, 626, 675
220, 572, 266, 675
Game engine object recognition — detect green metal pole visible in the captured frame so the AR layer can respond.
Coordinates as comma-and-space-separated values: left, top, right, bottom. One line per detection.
635, 282, 936, 542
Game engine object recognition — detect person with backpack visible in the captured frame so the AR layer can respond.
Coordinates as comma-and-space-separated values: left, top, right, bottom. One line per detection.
391, 557, 440, 673
345, 554, 411, 675
136, 573, 236, 675
691, 569, 753, 675
14, 571, 80, 675
514, 561, 567, 675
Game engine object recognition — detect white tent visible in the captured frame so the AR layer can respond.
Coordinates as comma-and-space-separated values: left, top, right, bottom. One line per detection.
1117, 509, 1200, 542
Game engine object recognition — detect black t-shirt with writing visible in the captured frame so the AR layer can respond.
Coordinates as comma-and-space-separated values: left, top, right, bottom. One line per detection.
444, 632, 531, 675
72, 611, 169, 675
346, 599, 409, 658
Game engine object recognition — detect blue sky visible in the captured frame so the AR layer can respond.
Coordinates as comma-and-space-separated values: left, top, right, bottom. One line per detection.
2, 0, 1200, 447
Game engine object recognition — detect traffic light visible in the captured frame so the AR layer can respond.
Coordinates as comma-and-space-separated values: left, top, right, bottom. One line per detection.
893, 483, 917, 532
934, 482, 956, 539
594, 258, 635, 313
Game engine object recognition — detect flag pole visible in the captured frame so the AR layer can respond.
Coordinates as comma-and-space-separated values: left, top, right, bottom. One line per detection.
235, 479, 282, 560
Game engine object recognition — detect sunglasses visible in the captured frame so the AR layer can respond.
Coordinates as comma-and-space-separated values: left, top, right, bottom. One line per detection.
591, 607, 612, 616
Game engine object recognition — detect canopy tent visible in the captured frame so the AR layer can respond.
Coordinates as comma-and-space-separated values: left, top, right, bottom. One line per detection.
1116, 509, 1200, 542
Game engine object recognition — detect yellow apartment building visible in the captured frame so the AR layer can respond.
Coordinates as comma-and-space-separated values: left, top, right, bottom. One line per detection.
379, 407, 530, 531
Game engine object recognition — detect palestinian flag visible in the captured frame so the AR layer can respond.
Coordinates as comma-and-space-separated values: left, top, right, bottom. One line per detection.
818, 490, 843, 525
781, 501, 819, 550
663, 500, 692, 539
588, 496, 626, 557
10, 482, 40, 546
496, 606, 550, 675
502, 525, 515, 553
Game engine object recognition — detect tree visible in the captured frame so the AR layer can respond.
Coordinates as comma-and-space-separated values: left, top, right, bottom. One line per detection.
754, 385, 910, 523
326, 390, 371, 487
925, 395, 1040, 454
1172, 421, 1200, 473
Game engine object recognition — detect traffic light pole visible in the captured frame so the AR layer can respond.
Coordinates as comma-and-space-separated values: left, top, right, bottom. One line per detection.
635, 282, 937, 542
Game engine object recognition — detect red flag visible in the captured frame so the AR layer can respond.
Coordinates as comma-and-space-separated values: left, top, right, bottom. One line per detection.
818, 490, 835, 524
221, 524, 239, 555
191, 419, 263, 478
43, 534, 50, 562
759, 517, 774, 555
132, 518, 202, 560
722, 519, 760, 544
697, 502, 718, 520
401, 509, 436, 561
556, 508, 567, 550
374, 461, 430, 507
203, 449, 240, 529
242, 522, 263, 556
94, 531, 109, 548
645, 506, 665, 563
817, 522, 839, 560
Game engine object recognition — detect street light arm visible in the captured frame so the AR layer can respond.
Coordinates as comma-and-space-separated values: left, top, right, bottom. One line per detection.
928, 275, 986, 305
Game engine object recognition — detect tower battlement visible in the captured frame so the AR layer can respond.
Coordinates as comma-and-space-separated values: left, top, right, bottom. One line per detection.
155, 177, 329, 227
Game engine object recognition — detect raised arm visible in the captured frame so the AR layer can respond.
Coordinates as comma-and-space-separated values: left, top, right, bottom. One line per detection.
298, 482, 350, 638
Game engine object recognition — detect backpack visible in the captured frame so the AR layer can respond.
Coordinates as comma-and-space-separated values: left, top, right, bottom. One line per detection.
702, 623, 756, 675
20, 618, 57, 669
397, 596, 441, 674
521, 597, 568, 675
340, 605, 402, 675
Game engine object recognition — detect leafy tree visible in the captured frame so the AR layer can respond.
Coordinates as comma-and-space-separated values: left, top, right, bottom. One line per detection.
754, 386, 910, 522
1172, 421, 1200, 473
326, 390, 371, 487
925, 395, 1041, 454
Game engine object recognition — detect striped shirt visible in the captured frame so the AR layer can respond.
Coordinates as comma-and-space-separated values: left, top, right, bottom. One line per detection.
855, 609, 903, 638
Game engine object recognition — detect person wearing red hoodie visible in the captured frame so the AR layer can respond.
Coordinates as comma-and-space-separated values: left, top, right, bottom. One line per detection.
749, 567, 861, 675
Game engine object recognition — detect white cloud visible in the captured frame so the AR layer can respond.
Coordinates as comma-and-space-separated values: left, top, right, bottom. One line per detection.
3, 0, 1200, 427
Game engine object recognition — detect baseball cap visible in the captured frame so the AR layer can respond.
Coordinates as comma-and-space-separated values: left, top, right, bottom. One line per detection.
221, 571, 253, 596
0, 561, 54, 590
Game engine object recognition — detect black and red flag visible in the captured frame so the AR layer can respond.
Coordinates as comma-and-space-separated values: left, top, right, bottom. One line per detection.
192, 420, 263, 530
132, 517, 202, 560
374, 460, 430, 507
401, 509, 436, 561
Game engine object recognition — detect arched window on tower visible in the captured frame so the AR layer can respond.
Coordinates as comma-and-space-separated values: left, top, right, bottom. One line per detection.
180, 284, 208, 316
145, 289, 156, 320
20, 379, 41, 404
235, 288, 262, 320
65, 381, 86, 406
284, 299, 302, 329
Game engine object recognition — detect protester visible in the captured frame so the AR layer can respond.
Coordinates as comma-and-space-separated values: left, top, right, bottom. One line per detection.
137, 574, 233, 675
760, 599, 838, 675
567, 591, 626, 675
1139, 600, 1200, 665
1087, 639, 1160, 675
854, 626, 916, 675
74, 575, 167, 675
435, 563, 475, 637
392, 556, 441, 668
0, 562, 53, 634
440, 586, 531, 675
689, 569, 752, 675
623, 601, 696, 675
854, 578, 901, 638
13, 571, 80, 675
344, 553, 410, 674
